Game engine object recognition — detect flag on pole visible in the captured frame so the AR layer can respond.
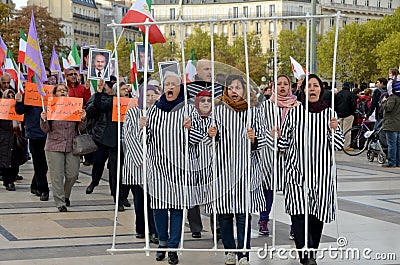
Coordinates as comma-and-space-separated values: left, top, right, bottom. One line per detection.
4, 49, 24, 92
49, 46, 64, 83
185, 48, 196, 83
61, 52, 71, 70
121, 0, 166, 44
290, 56, 306, 79
129, 42, 138, 90
18, 28, 27, 64
0, 35, 7, 71
24, 11, 47, 96
67, 42, 80, 67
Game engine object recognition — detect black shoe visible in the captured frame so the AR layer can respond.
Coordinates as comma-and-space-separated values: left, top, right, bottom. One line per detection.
156, 246, 166, 261
168, 252, 179, 264
83, 161, 92, 166
65, 198, 70, 207
31, 187, 40, 196
118, 204, 125, 212
15, 175, 23, 181
136, 234, 145, 239
304, 258, 317, 265
150, 234, 159, 244
192, 232, 201, 238
40, 193, 49, 201
86, 183, 96, 194
5, 183, 16, 191
122, 198, 131, 207
58, 206, 68, 212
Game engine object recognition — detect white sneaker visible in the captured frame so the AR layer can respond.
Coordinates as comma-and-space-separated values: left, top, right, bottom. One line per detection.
238, 257, 250, 265
224, 252, 236, 265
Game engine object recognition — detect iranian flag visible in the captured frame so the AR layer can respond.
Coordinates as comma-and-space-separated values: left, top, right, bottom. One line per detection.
184, 48, 196, 83
121, 0, 166, 44
62, 53, 71, 70
129, 42, 138, 90
290, 56, 306, 79
18, 28, 27, 64
67, 42, 80, 67
5, 50, 24, 92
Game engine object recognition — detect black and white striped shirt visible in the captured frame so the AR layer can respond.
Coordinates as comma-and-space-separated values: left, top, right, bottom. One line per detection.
186, 81, 223, 99
271, 105, 344, 223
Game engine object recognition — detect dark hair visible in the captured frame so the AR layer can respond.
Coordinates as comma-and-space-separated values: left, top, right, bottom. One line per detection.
53, 83, 68, 95
352, 88, 361, 95
45, 67, 51, 75
377, 78, 388, 85
277, 74, 291, 86
225, 75, 246, 88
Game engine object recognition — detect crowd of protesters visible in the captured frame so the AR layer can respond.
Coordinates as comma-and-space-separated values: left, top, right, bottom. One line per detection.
3, 59, 400, 265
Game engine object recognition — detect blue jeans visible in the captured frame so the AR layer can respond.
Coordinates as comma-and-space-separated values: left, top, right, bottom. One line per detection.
259, 189, 273, 222
218, 213, 251, 260
385, 131, 400, 166
153, 209, 183, 248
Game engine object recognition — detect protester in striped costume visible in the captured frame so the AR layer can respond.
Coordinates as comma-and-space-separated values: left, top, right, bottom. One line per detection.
270, 74, 344, 265
140, 72, 199, 265
257, 74, 300, 237
122, 85, 159, 244
203, 75, 267, 265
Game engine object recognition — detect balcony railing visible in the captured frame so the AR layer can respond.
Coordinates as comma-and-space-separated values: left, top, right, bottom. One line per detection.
73, 13, 100, 23
74, 29, 99, 38
321, 3, 392, 15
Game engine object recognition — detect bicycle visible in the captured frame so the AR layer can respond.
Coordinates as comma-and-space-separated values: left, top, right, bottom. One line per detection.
343, 119, 375, 156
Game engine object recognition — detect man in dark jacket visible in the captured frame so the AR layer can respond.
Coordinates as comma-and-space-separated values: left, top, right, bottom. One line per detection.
382, 92, 400, 167
366, 78, 388, 125
335, 82, 357, 151
15, 92, 49, 201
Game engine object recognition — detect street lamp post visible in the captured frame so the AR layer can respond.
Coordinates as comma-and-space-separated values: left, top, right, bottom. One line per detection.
311, 0, 317, 74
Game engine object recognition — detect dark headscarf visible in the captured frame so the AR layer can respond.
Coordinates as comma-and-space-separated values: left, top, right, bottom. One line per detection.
300, 74, 329, 113
138, 85, 159, 109
155, 84, 184, 112
194, 90, 212, 118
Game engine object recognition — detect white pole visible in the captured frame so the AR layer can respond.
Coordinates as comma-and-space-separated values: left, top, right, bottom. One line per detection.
110, 21, 121, 250
242, 20, 251, 255
331, 11, 341, 239
272, 16, 279, 250
210, 21, 218, 251
304, 13, 311, 251
142, 20, 151, 256
179, 19, 190, 251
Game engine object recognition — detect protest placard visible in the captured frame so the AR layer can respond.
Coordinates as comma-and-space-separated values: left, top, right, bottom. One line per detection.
24, 83, 54, 107
47, 97, 83, 122
0, 99, 24, 121
112, 97, 138, 122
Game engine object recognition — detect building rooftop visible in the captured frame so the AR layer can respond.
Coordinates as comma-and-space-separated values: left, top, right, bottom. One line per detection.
72, 0, 97, 8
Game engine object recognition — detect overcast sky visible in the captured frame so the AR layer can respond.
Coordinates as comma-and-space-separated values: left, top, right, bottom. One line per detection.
13, 0, 28, 9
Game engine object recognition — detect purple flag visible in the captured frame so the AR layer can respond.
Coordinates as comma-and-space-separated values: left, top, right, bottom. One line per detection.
24, 11, 47, 96
49, 46, 64, 83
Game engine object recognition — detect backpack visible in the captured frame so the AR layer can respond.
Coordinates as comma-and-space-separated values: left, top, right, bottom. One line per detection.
392, 80, 400, 96
356, 97, 371, 116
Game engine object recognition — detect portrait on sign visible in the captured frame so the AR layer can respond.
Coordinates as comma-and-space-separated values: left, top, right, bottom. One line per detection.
158, 61, 180, 84
135, 42, 154, 72
88, 48, 111, 81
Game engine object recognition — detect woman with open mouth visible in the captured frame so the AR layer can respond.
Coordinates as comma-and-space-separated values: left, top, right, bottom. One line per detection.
257, 74, 300, 238
140, 72, 200, 265
203, 74, 267, 265
269, 74, 344, 265
40, 84, 86, 212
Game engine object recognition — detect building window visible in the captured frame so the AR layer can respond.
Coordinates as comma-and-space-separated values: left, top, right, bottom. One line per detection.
256, 23, 261, 34
256, 5, 262, 17
170, 8, 175, 19
233, 7, 238, 18
355, 17, 360, 23
170, 25, 175, 36
185, 25, 191, 37
233, 23, 237, 36
329, 17, 335, 27
377, 0, 381, 7
213, 24, 218, 34
389, 0, 392, 8
289, 21, 293, 30
151, 9, 154, 17
243, 6, 248, 17
353, 0, 357, 4
269, 21, 274, 34
269, 5, 275, 16
223, 25, 228, 36
341, 0, 345, 3
269, 39, 274, 52
343, 18, 347, 25
365, 0, 369, 6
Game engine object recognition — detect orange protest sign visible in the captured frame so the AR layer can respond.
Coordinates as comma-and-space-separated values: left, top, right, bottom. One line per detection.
112, 97, 138, 122
0, 99, 24, 121
24, 83, 54, 107
47, 97, 83, 122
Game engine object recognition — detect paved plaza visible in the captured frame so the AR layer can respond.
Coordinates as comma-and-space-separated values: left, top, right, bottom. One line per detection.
0, 152, 399, 265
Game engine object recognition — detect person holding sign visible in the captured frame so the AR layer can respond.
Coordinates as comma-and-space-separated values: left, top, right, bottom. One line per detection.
0, 89, 26, 191
40, 84, 87, 212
